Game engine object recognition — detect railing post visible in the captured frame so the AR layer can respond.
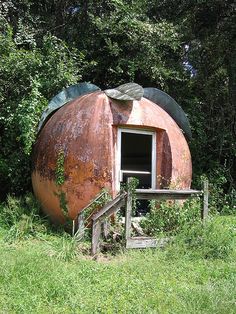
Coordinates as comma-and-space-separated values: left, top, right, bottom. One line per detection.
72, 211, 84, 237
203, 180, 209, 220
77, 211, 85, 237
91, 219, 102, 256
102, 219, 110, 240
125, 177, 132, 242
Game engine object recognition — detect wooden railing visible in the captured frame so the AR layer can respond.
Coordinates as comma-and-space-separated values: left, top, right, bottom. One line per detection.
125, 178, 207, 249
72, 190, 107, 236
88, 178, 208, 255
91, 191, 127, 256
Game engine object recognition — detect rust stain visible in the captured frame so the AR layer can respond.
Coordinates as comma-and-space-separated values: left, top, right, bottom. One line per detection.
32, 91, 192, 224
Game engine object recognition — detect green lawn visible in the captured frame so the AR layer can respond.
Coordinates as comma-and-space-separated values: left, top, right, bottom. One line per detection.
0, 216, 236, 314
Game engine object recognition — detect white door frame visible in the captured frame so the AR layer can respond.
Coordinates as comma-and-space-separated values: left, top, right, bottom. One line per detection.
116, 128, 156, 191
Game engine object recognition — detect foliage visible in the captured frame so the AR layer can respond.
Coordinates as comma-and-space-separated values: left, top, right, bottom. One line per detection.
149, 0, 236, 199
55, 150, 65, 186
168, 216, 236, 260
194, 173, 236, 214
0, 193, 49, 241
140, 197, 202, 236
83, 189, 112, 225
123, 177, 139, 215
74, 1, 185, 90
0, 0, 235, 206
0, 24, 83, 197
2, 0, 186, 90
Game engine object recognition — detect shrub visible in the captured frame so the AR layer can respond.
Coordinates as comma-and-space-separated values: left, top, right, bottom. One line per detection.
140, 197, 202, 236
195, 171, 236, 215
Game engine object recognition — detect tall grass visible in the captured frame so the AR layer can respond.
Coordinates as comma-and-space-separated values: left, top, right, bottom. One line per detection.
0, 217, 235, 313
0, 193, 236, 313
0, 193, 50, 241
167, 215, 236, 260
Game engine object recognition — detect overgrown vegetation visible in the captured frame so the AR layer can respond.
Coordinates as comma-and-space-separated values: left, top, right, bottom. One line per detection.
0, 192, 235, 261
170, 216, 236, 260
55, 150, 66, 186
0, 24, 83, 196
0, 193, 235, 313
140, 197, 202, 236
0, 193, 49, 241
83, 189, 112, 224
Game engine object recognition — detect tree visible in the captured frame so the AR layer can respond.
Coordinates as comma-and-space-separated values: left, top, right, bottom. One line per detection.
0, 0, 235, 205
147, 0, 236, 199
0, 22, 83, 197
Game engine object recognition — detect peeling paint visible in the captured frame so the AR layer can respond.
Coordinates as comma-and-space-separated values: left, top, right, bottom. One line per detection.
32, 91, 192, 224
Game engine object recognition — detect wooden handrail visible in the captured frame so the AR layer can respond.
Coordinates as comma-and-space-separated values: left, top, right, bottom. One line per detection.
91, 192, 127, 255
135, 188, 202, 200
92, 191, 127, 221
72, 190, 107, 236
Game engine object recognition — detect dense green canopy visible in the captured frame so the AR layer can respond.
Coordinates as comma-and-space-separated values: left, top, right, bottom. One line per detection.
0, 0, 235, 209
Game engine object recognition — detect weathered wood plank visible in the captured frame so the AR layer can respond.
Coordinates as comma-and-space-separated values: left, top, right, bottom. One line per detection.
203, 180, 209, 220
136, 188, 201, 194
102, 219, 110, 240
125, 178, 132, 240
135, 189, 202, 200
92, 192, 127, 221
91, 220, 102, 256
126, 237, 171, 249
74, 211, 84, 238
80, 191, 106, 214
73, 191, 106, 235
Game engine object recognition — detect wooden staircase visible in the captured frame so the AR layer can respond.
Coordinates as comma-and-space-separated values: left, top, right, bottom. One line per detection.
72, 178, 209, 256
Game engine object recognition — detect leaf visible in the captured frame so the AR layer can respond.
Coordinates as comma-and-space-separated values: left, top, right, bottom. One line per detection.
144, 87, 192, 140
104, 83, 144, 101
37, 83, 100, 132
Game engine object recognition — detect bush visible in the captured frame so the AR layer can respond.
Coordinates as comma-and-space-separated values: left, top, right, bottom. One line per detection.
194, 170, 236, 215
140, 197, 202, 236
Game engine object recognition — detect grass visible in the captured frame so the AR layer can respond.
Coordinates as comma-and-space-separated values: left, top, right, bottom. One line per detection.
0, 195, 235, 313
0, 237, 235, 313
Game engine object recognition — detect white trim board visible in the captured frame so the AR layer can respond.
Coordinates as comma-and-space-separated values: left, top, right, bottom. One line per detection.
116, 128, 156, 191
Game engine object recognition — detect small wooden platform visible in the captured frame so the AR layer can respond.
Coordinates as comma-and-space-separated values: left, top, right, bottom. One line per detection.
126, 237, 171, 249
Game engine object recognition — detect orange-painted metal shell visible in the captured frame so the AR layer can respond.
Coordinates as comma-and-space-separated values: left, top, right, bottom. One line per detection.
32, 91, 192, 224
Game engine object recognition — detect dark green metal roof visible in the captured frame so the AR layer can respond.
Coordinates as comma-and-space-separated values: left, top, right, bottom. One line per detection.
38, 83, 100, 133
144, 87, 192, 140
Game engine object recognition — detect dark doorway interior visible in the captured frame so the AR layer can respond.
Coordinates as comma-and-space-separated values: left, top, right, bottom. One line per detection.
120, 132, 153, 215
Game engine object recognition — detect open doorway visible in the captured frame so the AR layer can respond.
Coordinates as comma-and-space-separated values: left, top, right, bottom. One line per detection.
117, 128, 156, 214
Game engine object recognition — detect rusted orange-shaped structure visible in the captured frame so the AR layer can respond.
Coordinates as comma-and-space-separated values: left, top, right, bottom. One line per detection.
32, 89, 192, 224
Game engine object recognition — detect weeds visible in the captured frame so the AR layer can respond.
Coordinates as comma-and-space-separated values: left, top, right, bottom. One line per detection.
140, 197, 202, 236
166, 216, 236, 260
0, 191, 235, 263
45, 234, 80, 261
0, 193, 50, 242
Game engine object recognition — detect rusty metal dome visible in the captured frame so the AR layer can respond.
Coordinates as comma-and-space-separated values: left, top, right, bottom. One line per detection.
32, 85, 192, 225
